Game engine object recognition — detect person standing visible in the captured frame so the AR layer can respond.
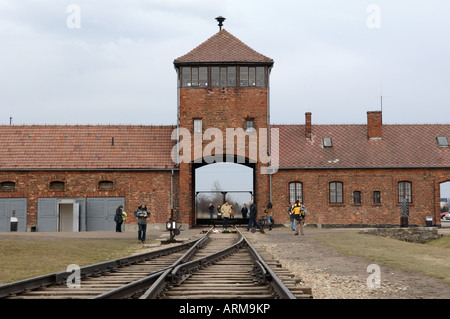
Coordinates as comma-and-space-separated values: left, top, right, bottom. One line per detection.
247, 200, 264, 233
288, 202, 295, 231
122, 210, 127, 232
241, 204, 248, 219
114, 205, 124, 232
208, 202, 215, 220
134, 203, 150, 244
264, 202, 273, 230
220, 201, 232, 229
292, 200, 306, 236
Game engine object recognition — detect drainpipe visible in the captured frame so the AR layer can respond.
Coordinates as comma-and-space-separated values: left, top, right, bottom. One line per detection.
267, 65, 273, 202
170, 169, 174, 210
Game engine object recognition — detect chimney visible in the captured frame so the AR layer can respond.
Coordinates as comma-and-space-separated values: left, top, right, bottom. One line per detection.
305, 112, 312, 139
367, 111, 382, 139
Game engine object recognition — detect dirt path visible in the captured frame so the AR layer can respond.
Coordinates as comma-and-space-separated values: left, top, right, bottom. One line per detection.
244, 227, 450, 299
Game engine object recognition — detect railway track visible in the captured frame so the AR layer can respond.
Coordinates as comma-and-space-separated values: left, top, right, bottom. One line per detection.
0, 227, 312, 299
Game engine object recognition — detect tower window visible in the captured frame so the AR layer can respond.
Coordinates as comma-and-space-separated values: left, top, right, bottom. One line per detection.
239, 67, 248, 86
240, 66, 266, 87
193, 119, 202, 133
191, 67, 199, 86
256, 67, 265, 86
199, 67, 208, 86
246, 119, 254, 132
227, 67, 236, 86
211, 67, 220, 87
220, 67, 227, 86
181, 66, 266, 88
181, 67, 192, 87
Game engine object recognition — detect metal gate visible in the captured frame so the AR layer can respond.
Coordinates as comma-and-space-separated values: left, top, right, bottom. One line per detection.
37, 198, 57, 232
37, 198, 86, 232
86, 197, 124, 231
0, 198, 27, 232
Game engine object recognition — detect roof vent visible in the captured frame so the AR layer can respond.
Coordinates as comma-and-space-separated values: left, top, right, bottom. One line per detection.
216, 16, 226, 30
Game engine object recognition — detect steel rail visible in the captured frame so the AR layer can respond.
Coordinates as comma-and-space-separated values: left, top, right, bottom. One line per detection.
236, 228, 296, 299
94, 227, 214, 299
140, 227, 297, 300
0, 236, 201, 299
139, 232, 245, 299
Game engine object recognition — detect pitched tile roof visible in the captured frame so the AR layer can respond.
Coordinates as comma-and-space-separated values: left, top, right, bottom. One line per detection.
0, 124, 448, 171
0, 125, 177, 170
174, 29, 273, 64
274, 124, 450, 169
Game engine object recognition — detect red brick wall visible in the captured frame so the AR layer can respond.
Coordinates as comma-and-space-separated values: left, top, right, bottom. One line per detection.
0, 170, 175, 227
271, 168, 450, 227
178, 87, 270, 226
1, 167, 448, 228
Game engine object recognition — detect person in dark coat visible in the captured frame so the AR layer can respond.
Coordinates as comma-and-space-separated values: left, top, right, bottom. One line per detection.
134, 203, 149, 244
114, 205, 124, 232
241, 204, 248, 219
208, 202, 215, 220
246, 200, 264, 233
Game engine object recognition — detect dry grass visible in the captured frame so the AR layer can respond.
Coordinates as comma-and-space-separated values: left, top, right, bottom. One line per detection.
312, 232, 450, 284
0, 238, 148, 284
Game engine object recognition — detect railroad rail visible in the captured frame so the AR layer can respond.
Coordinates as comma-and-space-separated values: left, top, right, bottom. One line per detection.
0, 227, 312, 299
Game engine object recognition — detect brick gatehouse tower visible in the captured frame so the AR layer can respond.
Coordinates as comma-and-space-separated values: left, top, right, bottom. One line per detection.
173, 21, 275, 226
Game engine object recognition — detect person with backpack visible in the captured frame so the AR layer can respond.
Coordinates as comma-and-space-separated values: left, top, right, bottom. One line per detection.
134, 203, 150, 244
292, 200, 307, 236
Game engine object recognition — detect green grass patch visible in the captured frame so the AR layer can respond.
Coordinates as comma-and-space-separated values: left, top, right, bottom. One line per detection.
312, 232, 450, 284
426, 235, 450, 249
0, 238, 150, 284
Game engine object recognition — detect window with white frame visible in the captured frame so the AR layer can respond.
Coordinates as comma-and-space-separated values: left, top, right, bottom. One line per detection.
289, 182, 303, 203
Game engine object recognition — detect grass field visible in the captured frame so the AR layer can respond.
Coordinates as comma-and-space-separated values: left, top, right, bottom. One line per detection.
313, 232, 450, 284
0, 238, 149, 284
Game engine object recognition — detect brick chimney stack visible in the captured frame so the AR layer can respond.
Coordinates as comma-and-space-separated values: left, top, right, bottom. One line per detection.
367, 111, 382, 139
305, 112, 312, 139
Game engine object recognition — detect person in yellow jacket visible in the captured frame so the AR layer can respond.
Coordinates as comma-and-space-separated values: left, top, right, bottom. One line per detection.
122, 211, 127, 231
292, 200, 306, 236
220, 201, 232, 229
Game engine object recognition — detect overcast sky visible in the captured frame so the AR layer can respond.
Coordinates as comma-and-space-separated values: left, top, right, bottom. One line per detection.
1, 0, 449, 127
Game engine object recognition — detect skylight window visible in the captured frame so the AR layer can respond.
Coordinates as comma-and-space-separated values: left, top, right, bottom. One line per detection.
322, 137, 332, 148
437, 136, 449, 147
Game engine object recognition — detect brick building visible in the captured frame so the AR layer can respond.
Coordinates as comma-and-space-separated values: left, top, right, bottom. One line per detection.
0, 27, 449, 231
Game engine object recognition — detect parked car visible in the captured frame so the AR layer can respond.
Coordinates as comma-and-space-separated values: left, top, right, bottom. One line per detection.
441, 212, 450, 220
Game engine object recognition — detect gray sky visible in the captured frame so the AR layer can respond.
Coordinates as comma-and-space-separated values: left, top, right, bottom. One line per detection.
1, 0, 450, 126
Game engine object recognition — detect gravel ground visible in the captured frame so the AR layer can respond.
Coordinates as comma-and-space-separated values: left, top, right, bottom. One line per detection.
242, 227, 450, 299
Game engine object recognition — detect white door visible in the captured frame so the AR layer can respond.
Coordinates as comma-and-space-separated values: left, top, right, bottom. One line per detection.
73, 203, 79, 232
